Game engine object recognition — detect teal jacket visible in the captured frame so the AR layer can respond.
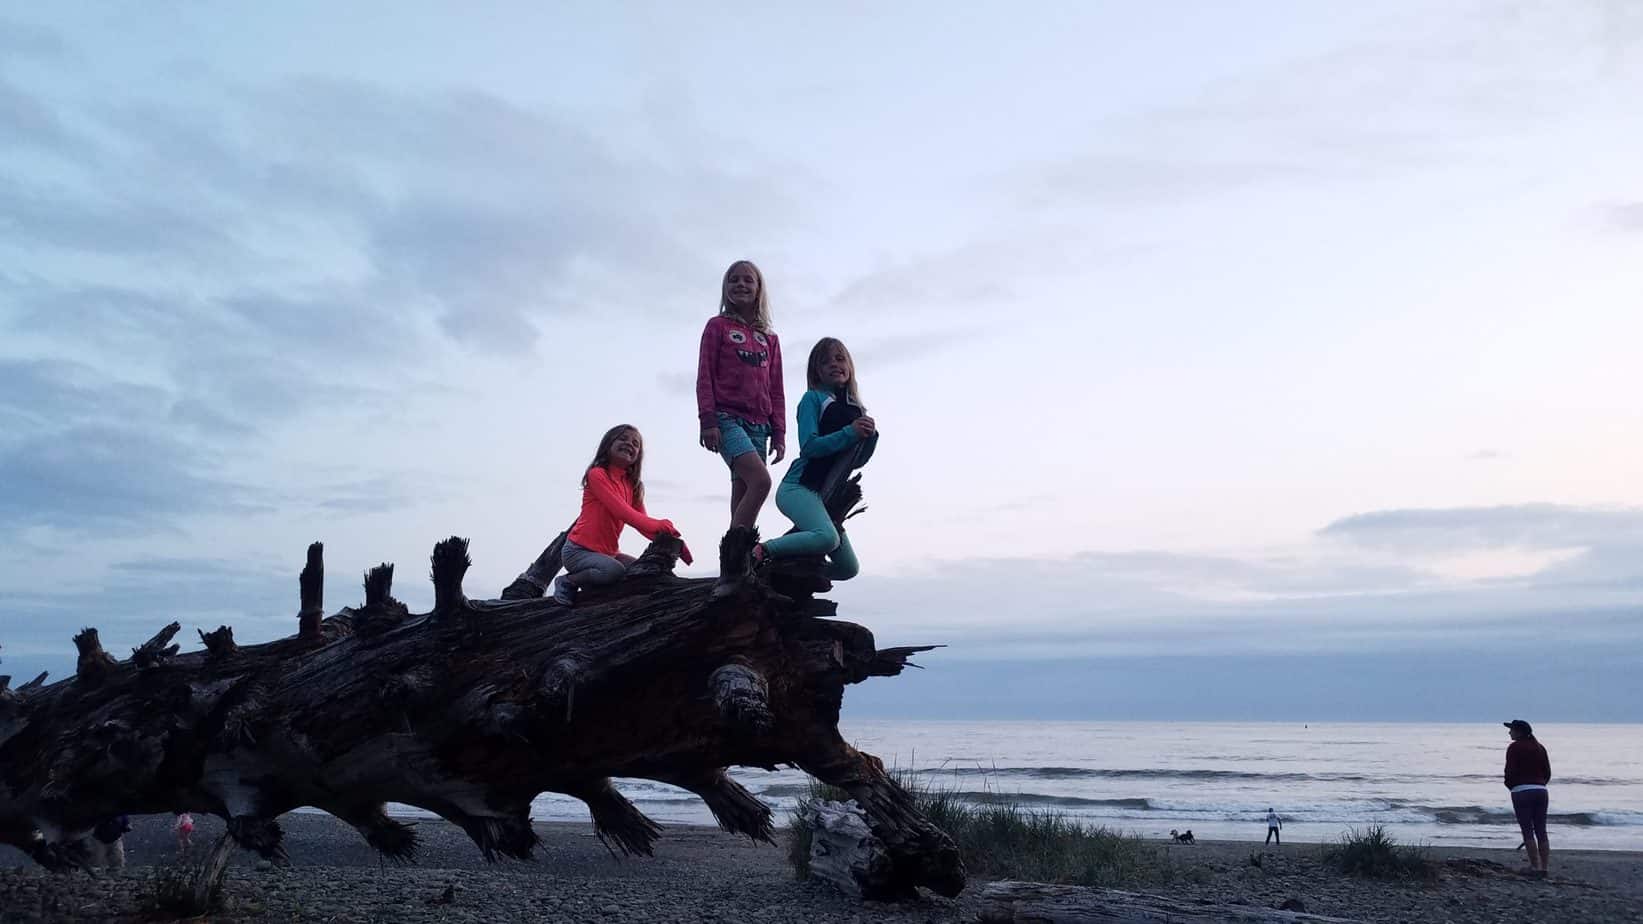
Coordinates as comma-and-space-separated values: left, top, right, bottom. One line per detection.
782, 388, 878, 489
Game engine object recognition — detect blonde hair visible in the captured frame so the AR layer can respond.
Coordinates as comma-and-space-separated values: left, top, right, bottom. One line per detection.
719, 260, 773, 332
806, 337, 863, 408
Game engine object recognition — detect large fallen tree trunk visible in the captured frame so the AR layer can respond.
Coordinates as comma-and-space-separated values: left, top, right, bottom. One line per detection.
0, 526, 963, 898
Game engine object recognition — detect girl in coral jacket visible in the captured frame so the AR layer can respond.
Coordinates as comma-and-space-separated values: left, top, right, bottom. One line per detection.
696, 260, 786, 530
759, 338, 877, 580
553, 425, 693, 605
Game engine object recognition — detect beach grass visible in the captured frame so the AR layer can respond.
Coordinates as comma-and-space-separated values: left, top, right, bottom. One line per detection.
787, 772, 1180, 888
1321, 825, 1436, 881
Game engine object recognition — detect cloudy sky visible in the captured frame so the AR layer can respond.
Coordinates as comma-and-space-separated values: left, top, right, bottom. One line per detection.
3, 2, 1640, 720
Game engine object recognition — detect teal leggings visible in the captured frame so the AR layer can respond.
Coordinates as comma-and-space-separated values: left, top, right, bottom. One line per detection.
763, 481, 859, 580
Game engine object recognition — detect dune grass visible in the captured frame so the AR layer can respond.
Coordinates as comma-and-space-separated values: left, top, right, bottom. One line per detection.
787, 771, 1182, 888
1321, 825, 1436, 881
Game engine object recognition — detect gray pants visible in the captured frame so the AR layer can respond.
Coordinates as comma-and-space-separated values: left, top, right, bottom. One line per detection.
554, 539, 631, 602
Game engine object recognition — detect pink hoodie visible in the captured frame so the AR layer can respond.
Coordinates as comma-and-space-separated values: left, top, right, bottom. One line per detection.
696, 315, 785, 443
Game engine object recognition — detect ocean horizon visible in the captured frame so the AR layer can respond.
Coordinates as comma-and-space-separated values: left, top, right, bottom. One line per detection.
364, 720, 1643, 851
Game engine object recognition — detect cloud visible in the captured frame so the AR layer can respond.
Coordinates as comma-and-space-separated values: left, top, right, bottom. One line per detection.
0, 425, 265, 532
0, 16, 68, 61
1466, 449, 1508, 461
1601, 201, 1643, 232
656, 371, 696, 395
1317, 504, 1643, 551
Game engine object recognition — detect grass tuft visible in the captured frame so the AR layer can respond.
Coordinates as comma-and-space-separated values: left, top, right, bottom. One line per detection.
1321, 825, 1435, 881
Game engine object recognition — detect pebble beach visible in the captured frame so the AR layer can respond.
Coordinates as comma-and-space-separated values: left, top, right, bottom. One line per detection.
4, 813, 1643, 922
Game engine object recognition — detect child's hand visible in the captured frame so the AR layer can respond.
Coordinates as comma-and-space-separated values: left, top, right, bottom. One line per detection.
700, 427, 722, 452
770, 441, 786, 464
851, 416, 876, 438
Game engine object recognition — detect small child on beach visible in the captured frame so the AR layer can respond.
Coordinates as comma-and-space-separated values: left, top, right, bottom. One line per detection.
174, 811, 194, 855
696, 260, 786, 531
758, 337, 877, 580
554, 425, 693, 605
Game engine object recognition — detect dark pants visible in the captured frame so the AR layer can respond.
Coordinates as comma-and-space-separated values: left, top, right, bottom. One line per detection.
1512, 788, 1549, 845
1266, 826, 1280, 844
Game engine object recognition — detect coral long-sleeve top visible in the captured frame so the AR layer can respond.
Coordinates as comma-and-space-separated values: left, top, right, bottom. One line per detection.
567, 467, 669, 557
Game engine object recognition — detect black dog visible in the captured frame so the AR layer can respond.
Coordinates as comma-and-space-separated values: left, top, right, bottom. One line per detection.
1169, 829, 1196, 844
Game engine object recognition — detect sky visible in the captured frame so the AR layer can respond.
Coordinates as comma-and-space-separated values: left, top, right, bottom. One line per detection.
2, 1, 1641, 721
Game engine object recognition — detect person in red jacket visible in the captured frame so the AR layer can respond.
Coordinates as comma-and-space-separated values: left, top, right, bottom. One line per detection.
1503, 719, 1552, 876
553, 425, 692, 605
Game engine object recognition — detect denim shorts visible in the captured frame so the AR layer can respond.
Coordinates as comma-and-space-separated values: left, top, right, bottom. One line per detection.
716, 412, 770, 468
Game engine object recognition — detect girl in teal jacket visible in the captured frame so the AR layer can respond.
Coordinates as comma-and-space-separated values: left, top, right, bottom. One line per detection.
760, 337, 877, 579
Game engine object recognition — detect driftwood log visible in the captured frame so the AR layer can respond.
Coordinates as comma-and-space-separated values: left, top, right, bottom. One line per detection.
799, 799, 895, 899
0, 526, 964, 898
978, 881, 1363, 923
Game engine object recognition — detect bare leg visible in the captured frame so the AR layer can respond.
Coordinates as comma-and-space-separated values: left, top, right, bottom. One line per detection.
729, 453, 771, 529
1537, 834, 1550, 873
729, 477, 746, 525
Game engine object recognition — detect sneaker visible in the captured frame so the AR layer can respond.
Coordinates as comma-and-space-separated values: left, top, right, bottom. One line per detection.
552, 577, 576, 606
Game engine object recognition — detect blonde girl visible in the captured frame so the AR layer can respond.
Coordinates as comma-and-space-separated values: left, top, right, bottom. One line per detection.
759, 337, 877, 579
695, 260, 786, 529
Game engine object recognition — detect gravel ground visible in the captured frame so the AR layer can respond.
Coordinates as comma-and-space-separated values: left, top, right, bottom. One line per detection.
0, 813, 979, 922
3, 814, 1641, 922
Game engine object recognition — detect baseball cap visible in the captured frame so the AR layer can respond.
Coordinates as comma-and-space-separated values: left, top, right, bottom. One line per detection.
1503, 719, 1533, 735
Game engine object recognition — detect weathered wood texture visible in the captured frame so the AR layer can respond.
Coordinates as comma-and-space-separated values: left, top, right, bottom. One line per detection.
801, 799, 896, 899
978, 881, 1363, 923
0, 531, 962, 897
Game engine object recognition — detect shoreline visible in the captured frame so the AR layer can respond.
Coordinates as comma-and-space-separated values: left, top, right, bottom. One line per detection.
4, 813, 1642, 922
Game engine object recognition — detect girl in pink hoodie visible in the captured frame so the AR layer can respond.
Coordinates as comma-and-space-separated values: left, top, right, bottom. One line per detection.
696, 260, 786, 530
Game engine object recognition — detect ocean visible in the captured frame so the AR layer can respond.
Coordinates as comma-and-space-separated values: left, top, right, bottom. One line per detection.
421, 721, 1643, 850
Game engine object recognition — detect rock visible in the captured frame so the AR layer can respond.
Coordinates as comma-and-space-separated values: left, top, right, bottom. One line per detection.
1279, 897, 1307, 912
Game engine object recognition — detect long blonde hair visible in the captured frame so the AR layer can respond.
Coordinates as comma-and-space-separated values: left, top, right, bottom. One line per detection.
806, 337, 864, 408
718, 260, 773, 332
582, 424, 645, 508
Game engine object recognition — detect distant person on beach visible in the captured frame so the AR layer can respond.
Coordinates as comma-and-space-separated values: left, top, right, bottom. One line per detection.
91, 814, 129, 869
553, 425, 693, 605
758, 338, 877, 580
174, 811, 194, 855
1265, 808, 1282, 845
696, 260, 786, 536
1504, 718, 1552, 876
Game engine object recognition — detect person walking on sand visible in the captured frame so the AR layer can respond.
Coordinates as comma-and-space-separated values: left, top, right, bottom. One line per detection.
174, 811, 195, 856
1504, 718, 1552, 876
1265, 808, 1282, 845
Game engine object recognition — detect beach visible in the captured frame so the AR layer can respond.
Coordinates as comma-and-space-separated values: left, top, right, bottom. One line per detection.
4, 813, 1642, 922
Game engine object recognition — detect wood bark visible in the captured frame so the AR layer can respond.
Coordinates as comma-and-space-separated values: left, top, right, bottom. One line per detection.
800, 799, 896, 899
0, 529, 964, 898
978, 881, 1363, 923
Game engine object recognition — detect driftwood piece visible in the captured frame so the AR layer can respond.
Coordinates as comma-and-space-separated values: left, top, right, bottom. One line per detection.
0, 531, 963, 898
978, 881, 1363, 923
802, 800, 896, 899
500, 528, 571, 600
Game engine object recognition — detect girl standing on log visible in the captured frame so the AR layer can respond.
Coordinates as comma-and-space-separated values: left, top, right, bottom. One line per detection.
759, 337, 877, 579
696, 260, 786, 530
554, 425, 693, 605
